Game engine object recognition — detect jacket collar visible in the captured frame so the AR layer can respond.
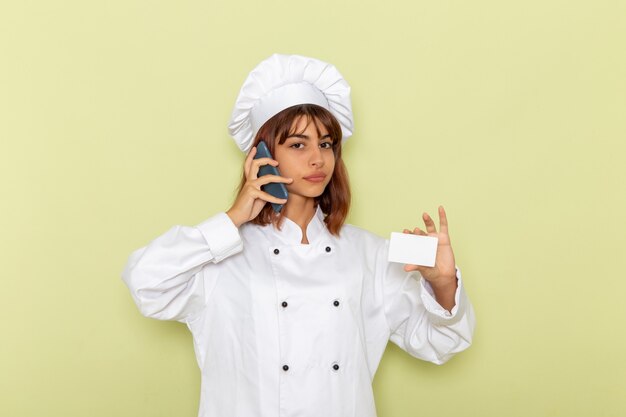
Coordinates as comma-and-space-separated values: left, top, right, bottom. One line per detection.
263, 205, 327, 246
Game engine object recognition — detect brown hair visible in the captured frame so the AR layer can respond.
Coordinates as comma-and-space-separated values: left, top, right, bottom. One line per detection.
235, 104, 351, 236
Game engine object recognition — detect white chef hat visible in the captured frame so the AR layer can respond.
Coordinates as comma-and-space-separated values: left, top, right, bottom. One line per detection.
227, 53, 354, 153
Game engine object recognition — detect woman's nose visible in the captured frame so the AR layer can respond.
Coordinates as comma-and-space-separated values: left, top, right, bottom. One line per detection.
309, 146, 324, 167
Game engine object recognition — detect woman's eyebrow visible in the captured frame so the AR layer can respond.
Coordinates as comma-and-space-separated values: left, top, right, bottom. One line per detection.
287, 134, 332, 139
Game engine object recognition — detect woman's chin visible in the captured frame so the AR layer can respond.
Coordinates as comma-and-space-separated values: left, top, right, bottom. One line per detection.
285, 187, 327, 200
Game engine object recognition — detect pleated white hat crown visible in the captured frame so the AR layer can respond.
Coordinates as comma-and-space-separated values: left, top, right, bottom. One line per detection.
227, 53, 354, 152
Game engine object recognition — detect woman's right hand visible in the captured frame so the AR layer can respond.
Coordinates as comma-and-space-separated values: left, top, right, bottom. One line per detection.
226, 146, 293, 228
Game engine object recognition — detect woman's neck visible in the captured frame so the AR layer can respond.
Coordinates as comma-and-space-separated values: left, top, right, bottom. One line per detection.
281, 196, 317, 244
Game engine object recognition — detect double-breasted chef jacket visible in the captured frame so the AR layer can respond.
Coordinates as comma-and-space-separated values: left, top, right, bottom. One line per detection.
122, 206, 475, 417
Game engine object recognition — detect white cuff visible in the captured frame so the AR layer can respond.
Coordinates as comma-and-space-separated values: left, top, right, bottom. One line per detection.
418, 266, 466, 323
195, 212, 243, 263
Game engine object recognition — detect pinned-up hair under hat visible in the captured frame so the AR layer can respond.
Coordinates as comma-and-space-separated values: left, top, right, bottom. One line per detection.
227, 53, 354, 153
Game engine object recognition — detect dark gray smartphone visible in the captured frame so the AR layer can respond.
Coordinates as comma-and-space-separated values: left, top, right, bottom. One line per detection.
254, 141, 289, 213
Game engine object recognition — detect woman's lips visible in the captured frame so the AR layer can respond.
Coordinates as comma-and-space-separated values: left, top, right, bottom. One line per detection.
303, 174, 326, 183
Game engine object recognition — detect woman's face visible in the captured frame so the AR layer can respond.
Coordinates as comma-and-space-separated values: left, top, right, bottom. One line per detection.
273, 115, 336, 200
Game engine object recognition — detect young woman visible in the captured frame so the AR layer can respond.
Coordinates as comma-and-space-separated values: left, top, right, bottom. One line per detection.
122, 54, 475, 417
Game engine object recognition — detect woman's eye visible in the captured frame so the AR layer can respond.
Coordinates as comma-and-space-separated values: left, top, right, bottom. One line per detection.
290, 143, 304, 149
320, 142, 333, 149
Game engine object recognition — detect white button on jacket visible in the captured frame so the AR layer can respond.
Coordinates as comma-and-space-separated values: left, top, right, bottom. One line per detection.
122, 207, 475, 417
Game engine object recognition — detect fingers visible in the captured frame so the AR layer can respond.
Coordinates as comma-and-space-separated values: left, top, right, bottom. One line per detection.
242, 182, 288, 204
248, 186, 287, 204
423, 212, 437, 234
438, 205, 449, 235
413, 227, 427, 236
404, 264, 425, 273
248, 157, 280, 180
244, 146, 257, 179
255, 174, 293, 187
402, 228, 427, 236
242, 175, 291, 203
253, 188, 288, 205
410, 206, 449, 236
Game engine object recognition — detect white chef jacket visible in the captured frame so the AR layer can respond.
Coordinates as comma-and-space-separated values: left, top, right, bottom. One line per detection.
122, 206, 475, 417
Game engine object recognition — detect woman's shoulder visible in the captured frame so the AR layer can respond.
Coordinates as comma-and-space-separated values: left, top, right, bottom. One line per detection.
334, 224, 390, 266
338, 223, 386, 245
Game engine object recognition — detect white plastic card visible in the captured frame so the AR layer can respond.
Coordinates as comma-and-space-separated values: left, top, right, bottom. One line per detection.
388, 232, 438, 267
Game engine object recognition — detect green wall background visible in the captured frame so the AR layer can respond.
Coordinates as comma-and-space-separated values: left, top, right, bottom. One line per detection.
2, 1, 625, 416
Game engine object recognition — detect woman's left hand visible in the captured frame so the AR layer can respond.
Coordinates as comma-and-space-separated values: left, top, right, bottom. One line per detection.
403, 205, 457, 288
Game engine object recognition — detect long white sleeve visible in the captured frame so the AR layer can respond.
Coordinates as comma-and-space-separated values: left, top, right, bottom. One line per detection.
121, 212, 243, 322
379, 241, 476, 365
